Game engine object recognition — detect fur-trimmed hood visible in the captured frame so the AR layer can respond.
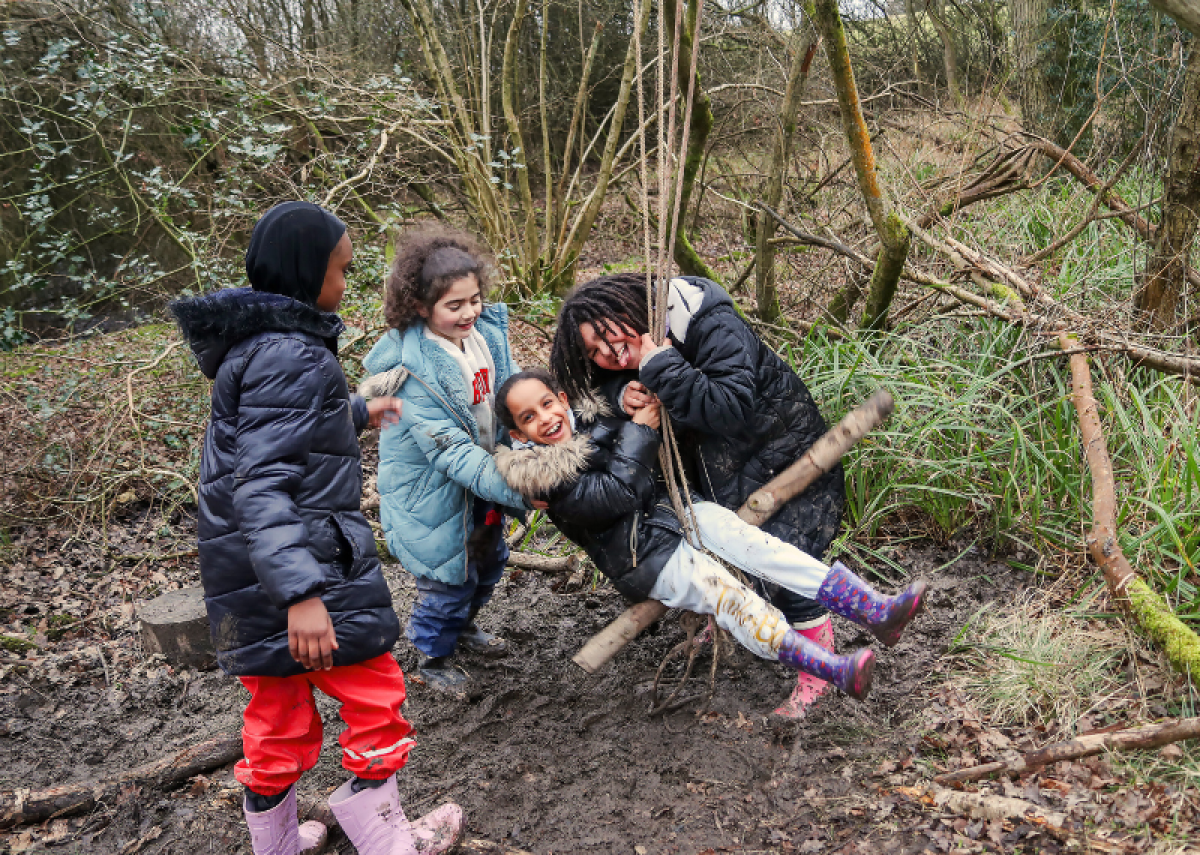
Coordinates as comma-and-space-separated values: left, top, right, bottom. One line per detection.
494, 432, 592, 499
170, 288, 344, 379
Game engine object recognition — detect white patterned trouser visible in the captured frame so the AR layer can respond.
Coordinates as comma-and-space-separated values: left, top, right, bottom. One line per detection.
647, 502, 832, 661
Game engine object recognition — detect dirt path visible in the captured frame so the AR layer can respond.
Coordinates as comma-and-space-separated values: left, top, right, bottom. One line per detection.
1, 537, 1052, 855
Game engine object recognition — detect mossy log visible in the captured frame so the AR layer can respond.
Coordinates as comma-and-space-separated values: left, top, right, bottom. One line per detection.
1060, 332, 1200, 683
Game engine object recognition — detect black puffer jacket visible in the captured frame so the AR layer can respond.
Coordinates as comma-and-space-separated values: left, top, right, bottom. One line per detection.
603, 278, 844, 621
495, 415, 681, 601
171, 288, 400, 677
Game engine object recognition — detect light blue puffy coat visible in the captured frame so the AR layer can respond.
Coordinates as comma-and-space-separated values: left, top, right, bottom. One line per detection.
362, 303, 528, 585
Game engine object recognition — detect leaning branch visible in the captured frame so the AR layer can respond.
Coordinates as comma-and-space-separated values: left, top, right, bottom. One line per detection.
1060, 331, 1200, 683
572, 390, 894, 674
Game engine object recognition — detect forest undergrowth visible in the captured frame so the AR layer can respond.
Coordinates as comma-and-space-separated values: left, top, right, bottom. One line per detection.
3, 36, 1200, 848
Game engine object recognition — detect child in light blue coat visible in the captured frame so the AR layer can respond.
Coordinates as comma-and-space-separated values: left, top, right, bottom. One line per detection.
361, 226, 528, 692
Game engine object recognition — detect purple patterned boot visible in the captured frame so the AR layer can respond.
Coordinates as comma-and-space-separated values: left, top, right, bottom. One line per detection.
778, 629, 875, 701
816, 561, 927, 648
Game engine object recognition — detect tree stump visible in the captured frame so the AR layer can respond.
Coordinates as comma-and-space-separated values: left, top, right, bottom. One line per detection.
139, 587, 216, 670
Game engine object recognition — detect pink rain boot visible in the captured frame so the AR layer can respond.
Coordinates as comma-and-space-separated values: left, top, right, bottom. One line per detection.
328, 775, 413, 855
243, 785, 328, 855
328, 774, 464, 855
774, 617, 836, 719
410, 803, 466, 854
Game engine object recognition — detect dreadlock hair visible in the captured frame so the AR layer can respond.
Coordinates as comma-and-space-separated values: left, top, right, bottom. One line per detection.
494, 368, 563, 432
384, 224, 496, 331
550, 272, 655, 403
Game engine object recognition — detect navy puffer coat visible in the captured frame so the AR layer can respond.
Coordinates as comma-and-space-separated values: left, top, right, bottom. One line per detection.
171, 288, 400, 677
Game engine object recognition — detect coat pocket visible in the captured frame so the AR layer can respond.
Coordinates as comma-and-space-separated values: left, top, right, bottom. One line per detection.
331, 512, 379, 576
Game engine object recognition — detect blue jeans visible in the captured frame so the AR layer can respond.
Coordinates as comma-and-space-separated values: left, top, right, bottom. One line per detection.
407, 502, 509, 658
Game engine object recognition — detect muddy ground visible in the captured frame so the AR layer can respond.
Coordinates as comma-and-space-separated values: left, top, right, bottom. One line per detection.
7, 492, 1192, 855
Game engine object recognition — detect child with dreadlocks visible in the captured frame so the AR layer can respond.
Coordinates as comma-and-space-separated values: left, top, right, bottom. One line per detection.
360, 225, 529, 693
551, 273, 858, 718
493, 369, 926, 704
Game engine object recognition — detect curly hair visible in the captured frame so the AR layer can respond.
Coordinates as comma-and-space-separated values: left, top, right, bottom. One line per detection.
549, 272, 654, 403
384, 224, 496, 330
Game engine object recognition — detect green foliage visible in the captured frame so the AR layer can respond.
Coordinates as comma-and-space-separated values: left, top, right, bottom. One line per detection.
1036, 0, 1186, 149
784, 320, 1199, 627
0, 5, 445, 344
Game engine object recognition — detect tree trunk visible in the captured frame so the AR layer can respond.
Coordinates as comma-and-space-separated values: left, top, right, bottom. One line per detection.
755, 34, 819, 323
1135, 48, 1200, 332
808, 0, 910, 332
1011, 0, 1051, 136
501, 0, 538, 288
1150, 0, 1200, 37
665, 0, 717, 280
904, 0, 922, 95
927, 0, 962, 106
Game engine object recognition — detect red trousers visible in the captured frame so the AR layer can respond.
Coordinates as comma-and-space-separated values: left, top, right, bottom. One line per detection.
235, 654, 414, 796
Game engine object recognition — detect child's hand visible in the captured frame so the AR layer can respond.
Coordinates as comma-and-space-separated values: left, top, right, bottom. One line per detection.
638, 333, 672, 368
288, 597, 339, 671
367, 396, 403, 429
632, 399, 662, 431
621, 381, 657, 415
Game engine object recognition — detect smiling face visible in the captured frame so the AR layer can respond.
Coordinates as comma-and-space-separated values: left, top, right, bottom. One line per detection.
505, 378, 574, 446
579, 320, 643, 372
316, 232, 353, 312
419, 273, 482, 345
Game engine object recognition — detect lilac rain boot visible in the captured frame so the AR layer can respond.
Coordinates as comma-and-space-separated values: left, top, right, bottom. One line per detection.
778, 627, 875, 701
243, 785, 328, 855
328, 775, 415, 855
816, 561, 927, 648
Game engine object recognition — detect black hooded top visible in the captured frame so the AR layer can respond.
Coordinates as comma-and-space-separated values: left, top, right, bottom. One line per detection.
245, 201, 347, 306
169, 204, 398, 678
600, 277, 845, 624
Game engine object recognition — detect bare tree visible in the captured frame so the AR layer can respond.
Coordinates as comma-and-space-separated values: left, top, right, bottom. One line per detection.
1011, 0, 1051, 136
1135, 46, 1200, 332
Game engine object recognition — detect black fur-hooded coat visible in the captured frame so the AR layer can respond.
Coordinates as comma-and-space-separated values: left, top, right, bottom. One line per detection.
495, 414, 682, 601
170, 288, 399, 677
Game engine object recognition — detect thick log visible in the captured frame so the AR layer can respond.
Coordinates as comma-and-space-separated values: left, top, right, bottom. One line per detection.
572, 390, 895, 673
138, 587, 216, 671
572, 600, 669, 674
739, 389, 893, 526
507, 551, 581, 574
934, 716, 1200, 786
0, 733, 241, 829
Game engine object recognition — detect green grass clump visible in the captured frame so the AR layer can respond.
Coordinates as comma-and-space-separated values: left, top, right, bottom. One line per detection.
781, 319, 1200, 626
952, 593, 1131, 733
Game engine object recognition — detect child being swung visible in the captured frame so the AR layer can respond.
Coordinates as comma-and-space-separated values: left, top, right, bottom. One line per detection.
493, 370, 927, 702
171, 202, 462, 855
360, 227, 529, 693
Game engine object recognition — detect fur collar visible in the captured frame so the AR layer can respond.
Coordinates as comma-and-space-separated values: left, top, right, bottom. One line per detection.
494, 432, 592, 498
170, 288, 344, 379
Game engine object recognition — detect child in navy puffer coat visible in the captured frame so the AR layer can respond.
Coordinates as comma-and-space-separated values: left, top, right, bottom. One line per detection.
171, 202, 462, 855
